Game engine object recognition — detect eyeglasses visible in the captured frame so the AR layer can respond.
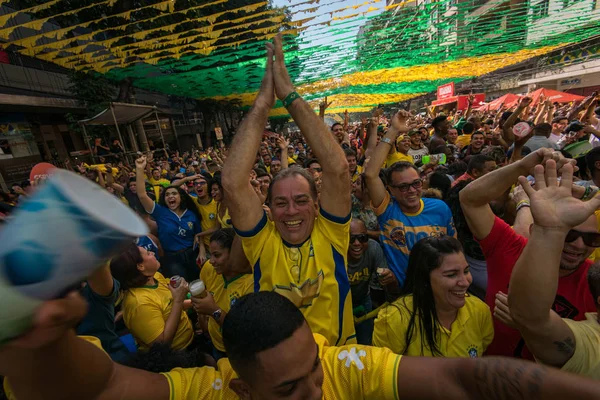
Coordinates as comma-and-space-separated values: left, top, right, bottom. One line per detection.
389, 179, 423, 193
350, 234, 369, 243
312, 167, 322, 172
195, 181, 207, 186
566, 230, 600, 247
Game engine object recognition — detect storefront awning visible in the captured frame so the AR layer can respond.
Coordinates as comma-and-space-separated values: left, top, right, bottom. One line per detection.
79, 102, 164, 126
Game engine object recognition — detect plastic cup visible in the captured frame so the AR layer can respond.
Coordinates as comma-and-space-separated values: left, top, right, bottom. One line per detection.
513, 122, 532, 138
0, 169, 148, 344
189, 279, 207, 298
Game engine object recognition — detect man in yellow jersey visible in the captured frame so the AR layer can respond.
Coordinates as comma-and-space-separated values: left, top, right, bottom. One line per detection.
221, 36, 356, 345
3, 291, 600, 400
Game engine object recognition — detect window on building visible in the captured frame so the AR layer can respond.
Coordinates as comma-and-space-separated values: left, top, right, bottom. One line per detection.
531, 0, 550, 20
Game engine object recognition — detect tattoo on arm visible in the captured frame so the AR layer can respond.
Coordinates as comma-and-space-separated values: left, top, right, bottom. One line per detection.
553, 337, 576, 355
471, 358, 544, 400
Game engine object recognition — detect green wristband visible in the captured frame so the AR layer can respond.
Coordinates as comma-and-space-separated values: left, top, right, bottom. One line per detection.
283, 91, 301, 108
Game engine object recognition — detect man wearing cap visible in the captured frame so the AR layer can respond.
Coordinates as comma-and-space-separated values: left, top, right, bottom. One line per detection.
407, 129, 429, 165
556, 121, 586, 150
429, 114, 450, 153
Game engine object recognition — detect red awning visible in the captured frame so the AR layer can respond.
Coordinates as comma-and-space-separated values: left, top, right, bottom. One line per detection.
476, 93, 521, 111
431, 95, 458, 107
529, 88, 585, 105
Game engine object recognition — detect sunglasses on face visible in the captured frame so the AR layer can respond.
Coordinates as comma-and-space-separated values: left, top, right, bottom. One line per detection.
389, 179, 423, 193
350, 234, 369, 243
313, 167, 322, 172
566, 230, 600, 247
195, 181, 207, 186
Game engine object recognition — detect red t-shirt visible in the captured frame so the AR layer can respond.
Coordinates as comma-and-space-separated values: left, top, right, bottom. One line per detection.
478, 216, 596, 359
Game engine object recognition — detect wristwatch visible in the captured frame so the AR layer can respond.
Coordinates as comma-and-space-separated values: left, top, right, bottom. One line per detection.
381, 137, 393, 145
212, 309, 223, 321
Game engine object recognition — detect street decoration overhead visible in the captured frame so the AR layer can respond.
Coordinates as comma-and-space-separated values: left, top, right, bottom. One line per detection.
0, 0, 598, 116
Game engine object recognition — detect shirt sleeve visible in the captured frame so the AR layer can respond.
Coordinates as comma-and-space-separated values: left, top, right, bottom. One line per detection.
372, 304, 407, 355
316, 208, 351, 255
233, 211, 275, 266
371, 241, 389, 269
479, 302, 495, 353
161, 366, 235, 400
445, 205, 457, 238
372, 191, 392, 217
560, 318, 600, 379
322, 344, 402, 400
150, 202, 168, 220
476, 216, 524, 259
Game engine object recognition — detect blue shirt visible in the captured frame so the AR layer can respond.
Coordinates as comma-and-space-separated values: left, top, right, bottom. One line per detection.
136, 236, 159, 255
77, 278, 130, 363
374, 193, 456, 286
150, 203, 201, 253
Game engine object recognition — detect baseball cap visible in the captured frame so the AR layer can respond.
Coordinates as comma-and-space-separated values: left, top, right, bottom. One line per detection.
407, 130, 419, 136
566, 121, 585, 133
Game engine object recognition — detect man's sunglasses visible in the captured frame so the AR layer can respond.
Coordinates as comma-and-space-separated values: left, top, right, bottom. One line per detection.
566, 230, 600, 247
350, 234, 369, 244
389, 179, 423, 193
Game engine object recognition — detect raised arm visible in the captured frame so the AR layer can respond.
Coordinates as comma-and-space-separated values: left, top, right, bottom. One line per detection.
87, 262, 114, 297
459, 148, 574, 240
363, 109, 381, 160
509, 160, 600, 367
135, 156, 155, 213
271, 34, 350, 218
363, 111, 411, 208
502, 96, 532, 145
582, 97, 598, 127
277, 135, 289, 170
222, 45, 274, 231
397, 355, 600, 400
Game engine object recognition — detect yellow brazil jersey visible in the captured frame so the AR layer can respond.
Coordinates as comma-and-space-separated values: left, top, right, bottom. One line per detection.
455, 134, 472, 149
148, 177, 171, 202
161, 333, 402, 400
383, 152, 414, 169
561, 313, 600, 380
373, 294, 493, 357
192, 197, 219, 246
122, 272, 194, 351
3, 336, 107, 400
351, 165, 363, 183
200, 262, 253, 352
236, 210, 356, 345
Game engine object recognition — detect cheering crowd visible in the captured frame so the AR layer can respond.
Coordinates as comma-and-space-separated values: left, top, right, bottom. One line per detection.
2, 34, 600, 399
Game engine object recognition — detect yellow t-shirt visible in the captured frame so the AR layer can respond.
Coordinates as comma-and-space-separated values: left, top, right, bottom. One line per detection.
373, 294, 494, 357
192, 197, 219, 246
455, 134, 472, 149
161, 333, 402, 400
351, 165, 363, 183
200, 262, 253, 352
122, 272, 194, 351
3, 336, 106, 400
561, 313, 600, 380
383, 152, 414, 168
148, 177, 171, 202
236, 210, 356, 345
